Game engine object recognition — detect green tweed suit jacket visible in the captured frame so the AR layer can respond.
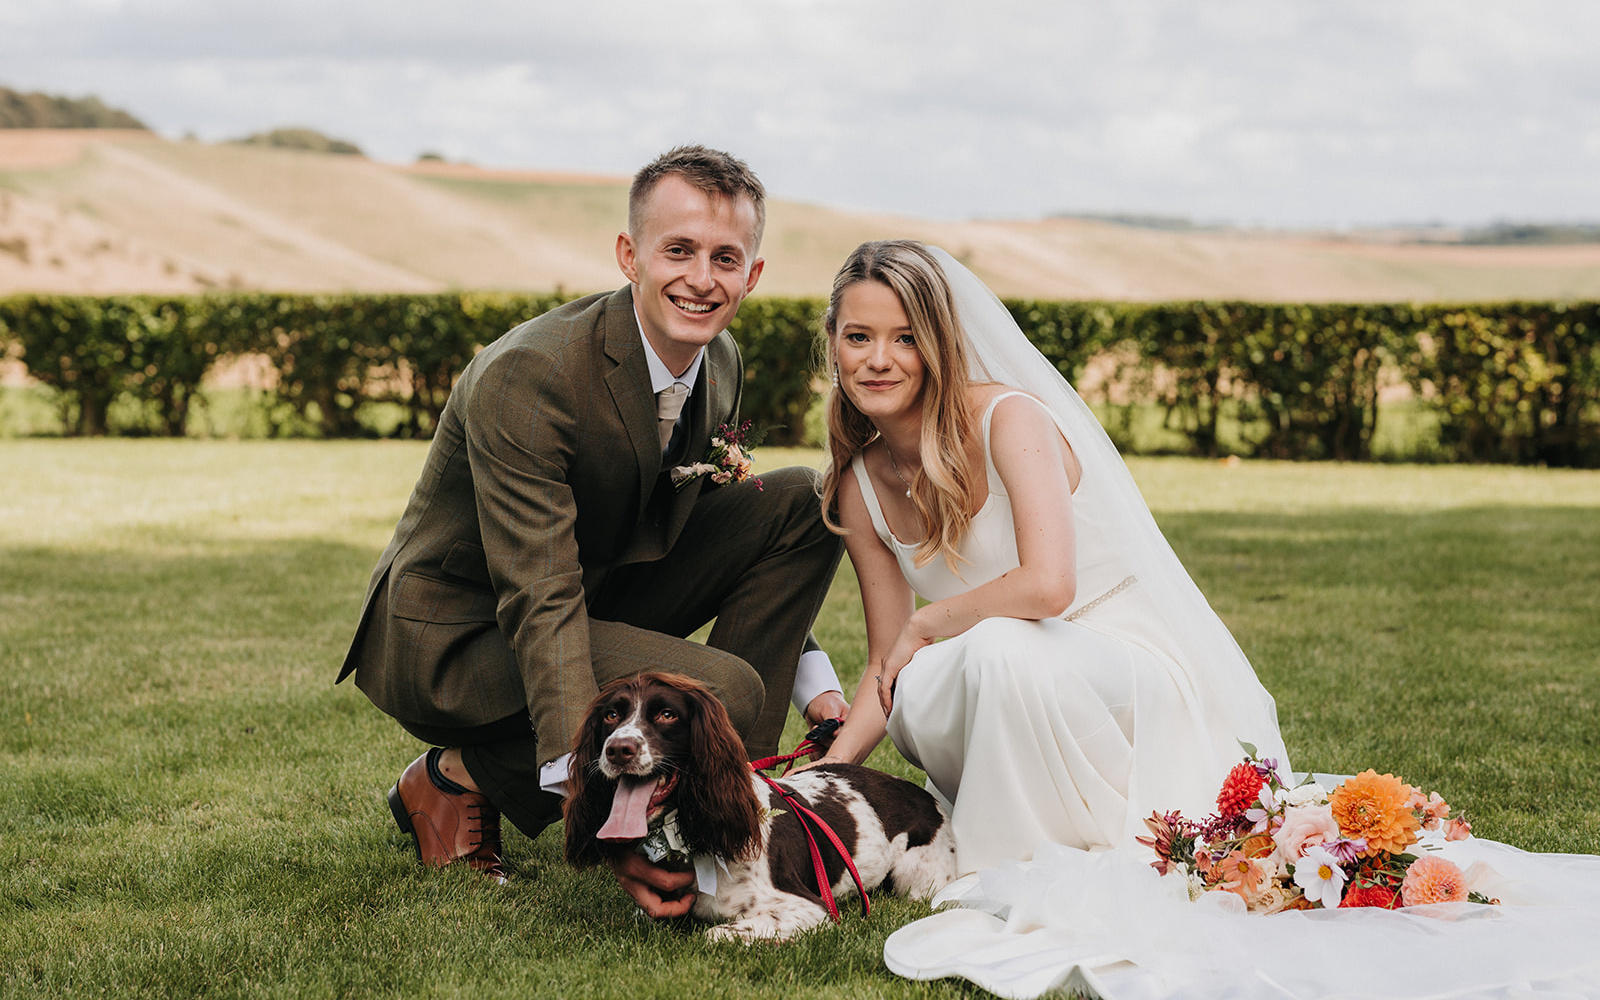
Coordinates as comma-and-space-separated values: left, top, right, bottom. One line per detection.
336, 285, 741, 764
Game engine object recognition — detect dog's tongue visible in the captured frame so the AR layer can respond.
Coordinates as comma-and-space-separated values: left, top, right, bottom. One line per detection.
597, 776, 655, 841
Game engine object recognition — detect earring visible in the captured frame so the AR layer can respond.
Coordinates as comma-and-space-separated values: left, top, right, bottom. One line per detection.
831, 366, 839, 388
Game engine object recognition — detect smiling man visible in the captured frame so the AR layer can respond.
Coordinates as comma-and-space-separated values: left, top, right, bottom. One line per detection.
337, 146, 845, 911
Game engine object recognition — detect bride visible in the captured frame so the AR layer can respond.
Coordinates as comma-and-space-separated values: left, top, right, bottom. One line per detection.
805, 241, 1600, 998
805, 239, 1287, 868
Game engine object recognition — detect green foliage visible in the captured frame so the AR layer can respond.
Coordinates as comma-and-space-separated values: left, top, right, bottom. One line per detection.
226, 127, 366, 156
728, 297, 826, 445
1003, 298, 1121, 381
0, 292, 570, 438
1091, 299, 1598, 465
0, 85, 148, 129
1, 292, 1597, 465
1222, 302, 1395, 461
1084, 301, 1398, 460
1391, 302, 1600, 466
1457, 222, 1600, 246
0, 295, 218, 436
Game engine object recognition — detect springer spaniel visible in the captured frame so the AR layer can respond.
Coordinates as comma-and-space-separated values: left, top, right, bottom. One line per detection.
564, 671, 957, 941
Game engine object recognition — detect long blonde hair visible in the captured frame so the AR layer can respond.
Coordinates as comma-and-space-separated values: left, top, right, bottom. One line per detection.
819, 240, 980, 569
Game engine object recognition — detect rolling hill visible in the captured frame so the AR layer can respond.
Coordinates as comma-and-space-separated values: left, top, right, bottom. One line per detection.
3, 129, 1600, 302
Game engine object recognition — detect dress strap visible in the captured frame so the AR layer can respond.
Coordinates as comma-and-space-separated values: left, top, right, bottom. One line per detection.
849, 453, 897, 548
978, 391, 1042, 496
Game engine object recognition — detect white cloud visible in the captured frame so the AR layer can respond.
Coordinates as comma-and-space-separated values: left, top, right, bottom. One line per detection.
3, 0, 1598, 226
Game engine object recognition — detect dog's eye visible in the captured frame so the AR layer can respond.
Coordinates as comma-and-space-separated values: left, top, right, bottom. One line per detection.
602, 708, 621, 724
654, 708, 679, 724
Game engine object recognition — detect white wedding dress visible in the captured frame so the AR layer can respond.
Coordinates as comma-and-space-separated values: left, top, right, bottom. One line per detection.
856, 246, 1600, 998
864, 395, 1600, 998
855, 391, 1279, 873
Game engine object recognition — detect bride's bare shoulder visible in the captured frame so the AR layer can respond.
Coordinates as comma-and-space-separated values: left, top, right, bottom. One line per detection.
966, 382, 1047, 420
965, 381, 1015, 413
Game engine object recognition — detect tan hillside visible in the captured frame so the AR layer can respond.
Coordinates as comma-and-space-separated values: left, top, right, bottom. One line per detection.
3, 129, 1600, 302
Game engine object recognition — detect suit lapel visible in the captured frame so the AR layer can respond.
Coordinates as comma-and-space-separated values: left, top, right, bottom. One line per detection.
606, 291, 740, 567
600, 286, 659, 515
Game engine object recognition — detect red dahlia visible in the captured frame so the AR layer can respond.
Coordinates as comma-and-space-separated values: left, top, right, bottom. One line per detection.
1215, 762, 1266, 818
1339, 882, 1402, 909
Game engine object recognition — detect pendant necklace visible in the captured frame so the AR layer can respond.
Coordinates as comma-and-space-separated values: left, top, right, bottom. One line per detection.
886, 445, 914, 499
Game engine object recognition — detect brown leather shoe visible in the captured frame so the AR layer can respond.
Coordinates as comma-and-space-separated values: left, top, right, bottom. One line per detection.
388, 749, 507, 882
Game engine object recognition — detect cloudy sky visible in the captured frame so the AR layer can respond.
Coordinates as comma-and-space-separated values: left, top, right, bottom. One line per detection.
3, 0, 1597, 228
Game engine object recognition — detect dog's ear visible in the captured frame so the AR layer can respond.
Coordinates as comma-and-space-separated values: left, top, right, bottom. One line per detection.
563, 684, 622, 868
672, 680, 764, 862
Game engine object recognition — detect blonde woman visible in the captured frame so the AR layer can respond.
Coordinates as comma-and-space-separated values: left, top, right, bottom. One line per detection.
810, 243, 1600, 999
803, 240, 1287, 873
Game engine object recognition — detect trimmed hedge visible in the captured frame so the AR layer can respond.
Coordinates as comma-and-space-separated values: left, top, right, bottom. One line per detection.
1, 292, 1596, 465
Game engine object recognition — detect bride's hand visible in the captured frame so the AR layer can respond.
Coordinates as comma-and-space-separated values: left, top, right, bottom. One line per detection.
878, 625, 931, 714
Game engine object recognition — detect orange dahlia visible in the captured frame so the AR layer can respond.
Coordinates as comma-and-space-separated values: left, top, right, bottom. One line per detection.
1329, 770, 1420, 857
1216, 762, 1266, 818
1401, 855, 1469, 905
1240, 832, 1276, 859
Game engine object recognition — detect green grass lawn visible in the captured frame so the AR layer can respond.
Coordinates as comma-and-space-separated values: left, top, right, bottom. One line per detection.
3, 441, 1599, 998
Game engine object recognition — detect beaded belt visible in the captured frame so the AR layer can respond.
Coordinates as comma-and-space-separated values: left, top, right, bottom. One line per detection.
1063, 574, 1138, 621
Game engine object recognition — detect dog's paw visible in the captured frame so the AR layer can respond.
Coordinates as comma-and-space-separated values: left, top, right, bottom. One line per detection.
706, 914, 821, 943
706, 919, 776, 944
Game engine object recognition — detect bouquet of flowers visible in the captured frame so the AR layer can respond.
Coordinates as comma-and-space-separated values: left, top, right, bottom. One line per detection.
1137, 743, 1493, 912
670, 420, 764, 491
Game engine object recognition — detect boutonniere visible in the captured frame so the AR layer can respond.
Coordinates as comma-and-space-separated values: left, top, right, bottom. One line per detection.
670, 420, 764, 491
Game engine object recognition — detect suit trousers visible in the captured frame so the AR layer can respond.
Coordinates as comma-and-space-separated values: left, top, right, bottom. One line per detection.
401, 464, 843, 839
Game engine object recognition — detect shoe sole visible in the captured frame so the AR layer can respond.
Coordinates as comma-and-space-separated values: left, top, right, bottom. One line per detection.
387, 783, 421, 859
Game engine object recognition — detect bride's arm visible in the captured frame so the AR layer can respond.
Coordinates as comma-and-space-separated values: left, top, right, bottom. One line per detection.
800, 468, 914, 769
877, 395, 1078, 712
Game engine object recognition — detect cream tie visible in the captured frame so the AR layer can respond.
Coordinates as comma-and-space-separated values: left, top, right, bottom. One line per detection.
656, 383, 690, 452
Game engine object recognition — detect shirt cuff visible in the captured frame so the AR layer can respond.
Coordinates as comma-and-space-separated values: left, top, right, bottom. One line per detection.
790, 648, 843, 715
539, 754, 572, 798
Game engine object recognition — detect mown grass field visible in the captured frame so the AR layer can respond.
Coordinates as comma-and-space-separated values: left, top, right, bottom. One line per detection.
3, 440, 1599, 999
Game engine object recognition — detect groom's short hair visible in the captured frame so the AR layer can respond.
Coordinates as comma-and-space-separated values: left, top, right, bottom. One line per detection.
629, 145, 767, 247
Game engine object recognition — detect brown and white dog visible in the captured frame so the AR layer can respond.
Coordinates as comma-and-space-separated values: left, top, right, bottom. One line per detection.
564, 671, 957, 941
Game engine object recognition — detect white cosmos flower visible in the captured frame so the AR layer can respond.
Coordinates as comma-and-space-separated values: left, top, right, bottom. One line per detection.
1293, 845, 1348, 908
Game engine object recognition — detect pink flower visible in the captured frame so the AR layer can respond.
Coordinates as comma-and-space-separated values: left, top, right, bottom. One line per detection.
1244, 785, 1279, 833
1445, 817, 1472, 841
1411, 789, 1452, 830
1272, 803, 1340, 861
1401, 855, 1469, 905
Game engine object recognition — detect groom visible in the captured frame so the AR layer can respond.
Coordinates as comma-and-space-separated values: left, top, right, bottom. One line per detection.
337, 146, 845, 910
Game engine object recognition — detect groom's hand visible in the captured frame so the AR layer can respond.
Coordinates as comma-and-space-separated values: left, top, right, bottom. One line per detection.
802, 692, 849, 760
802, 691, 849, 730
607, 853, 696, 919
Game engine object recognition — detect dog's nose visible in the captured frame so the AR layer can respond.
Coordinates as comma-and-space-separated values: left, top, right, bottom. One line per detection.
605, 738, 640, 768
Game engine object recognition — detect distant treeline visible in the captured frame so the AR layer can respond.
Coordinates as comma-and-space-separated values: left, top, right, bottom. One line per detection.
0, 86, 148, 129
1454, 223, 1600, 246
2, 292, 1597, 466
1051, 212, 1215, 232
227, 127, 365, 157
1052, 212, 1600, 247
